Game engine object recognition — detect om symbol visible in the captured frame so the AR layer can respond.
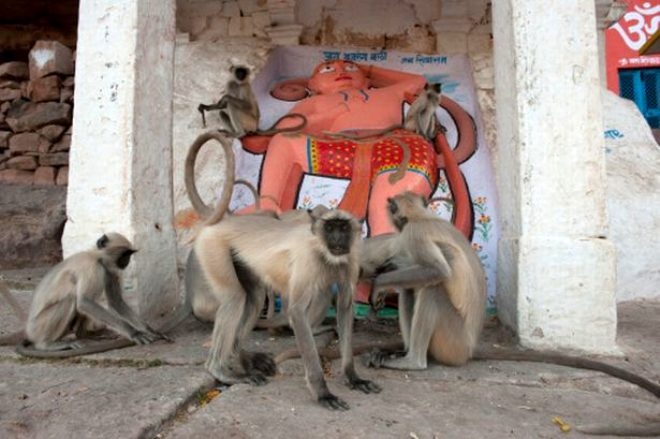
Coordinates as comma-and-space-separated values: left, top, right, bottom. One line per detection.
612, 2, 660, 51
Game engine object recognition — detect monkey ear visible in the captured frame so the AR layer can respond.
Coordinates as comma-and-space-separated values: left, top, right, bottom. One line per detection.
270, 78, 310, 102
96, 234, 109, 249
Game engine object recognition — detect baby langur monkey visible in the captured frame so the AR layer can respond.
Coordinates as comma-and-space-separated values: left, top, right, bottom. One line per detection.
0, 233, 169, 358
197, 65, 306, 137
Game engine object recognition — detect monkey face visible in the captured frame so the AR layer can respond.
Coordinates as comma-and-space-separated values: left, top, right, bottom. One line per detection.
320, 218, 356, 256
308, 61, 368, 95
232, 66, 249, 82
116, 249, 136, 270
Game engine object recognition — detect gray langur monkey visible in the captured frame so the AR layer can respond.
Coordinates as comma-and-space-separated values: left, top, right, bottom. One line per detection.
171, 131, 381, 410
0, 233, 170, 358
358, 191, 660, 437
361, 191, 486, 369
403, 82, 444, 141
197, 65, 307, 137
193, 206, 380, 410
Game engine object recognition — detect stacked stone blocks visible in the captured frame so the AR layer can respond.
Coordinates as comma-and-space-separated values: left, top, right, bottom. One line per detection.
0, 40, 74, 186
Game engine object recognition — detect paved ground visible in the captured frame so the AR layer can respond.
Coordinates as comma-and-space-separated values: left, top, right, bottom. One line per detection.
0, 268, 658, 439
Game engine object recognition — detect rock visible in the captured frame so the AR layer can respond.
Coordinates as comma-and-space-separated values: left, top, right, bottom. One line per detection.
0, 169, 33, 185
0, 80, 20, 89
8, 132, 40, 154
0, 131, 10, 148
6, 156, 38, 170
56, 166, 69, 185
0, 184, 66, 268
39, 152, 69, 166
5, 101, 72, 133
602, 89, 660, 301
27, 75, 61, 103
33, 166, 57, 185
38, 124, 66, 142
60, 87, 74, 103
0, 61, 29, 80
28, 41, 74, 80
38, 136, 52, 154
51, 133, 71, 152
0, 88, 21, 102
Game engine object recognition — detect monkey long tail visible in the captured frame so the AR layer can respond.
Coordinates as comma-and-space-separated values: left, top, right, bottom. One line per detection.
184, 130, 236, 225
15, 338, 135, 359
576, 421, 660, 437
387, 138, 411, 185
473, 348, 660, 399
257, 113, 307, 135
275, 340, 404, 365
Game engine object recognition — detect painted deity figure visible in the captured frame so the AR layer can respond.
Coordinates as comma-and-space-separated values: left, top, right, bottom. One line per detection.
243, 60, 439, 235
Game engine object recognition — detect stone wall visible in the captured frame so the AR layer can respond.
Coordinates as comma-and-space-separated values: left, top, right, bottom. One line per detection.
0, 41, 74, 186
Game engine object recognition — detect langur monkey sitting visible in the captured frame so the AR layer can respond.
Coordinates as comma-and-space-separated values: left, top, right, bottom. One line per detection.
0, 233, 169, 357
197, 65, 306, 136
403, 82, 444, 141
361, 191, 486, 369
358, 192, 660, 437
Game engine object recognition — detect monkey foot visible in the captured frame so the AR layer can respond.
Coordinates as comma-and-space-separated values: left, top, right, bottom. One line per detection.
245, 371, 270, 386
241, 351, 277, 377
129, 330, 163, 345
318, 393, 350, 411
346, 377, 382, 394
207, 361, 271, 386
363, 349, 406, 368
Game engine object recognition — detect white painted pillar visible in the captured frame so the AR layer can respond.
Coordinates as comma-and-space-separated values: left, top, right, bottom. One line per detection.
63, 0, 179, 320
492, 1, 618, 353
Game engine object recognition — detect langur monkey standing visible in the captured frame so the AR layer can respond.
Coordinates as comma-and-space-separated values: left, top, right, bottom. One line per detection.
0, 233, 169, 357
169, 130, 381, 410
197, 65, 306, 136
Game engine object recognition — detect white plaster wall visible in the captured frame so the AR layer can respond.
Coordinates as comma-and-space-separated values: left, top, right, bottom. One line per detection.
602, 90, 660, 301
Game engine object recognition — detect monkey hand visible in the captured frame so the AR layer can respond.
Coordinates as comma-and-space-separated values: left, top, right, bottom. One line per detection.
143, 324, 174, 342
318, 393, 350, 411
129, 329, 167, 345
369, 288, 387, 311
346, 376, 382, 394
